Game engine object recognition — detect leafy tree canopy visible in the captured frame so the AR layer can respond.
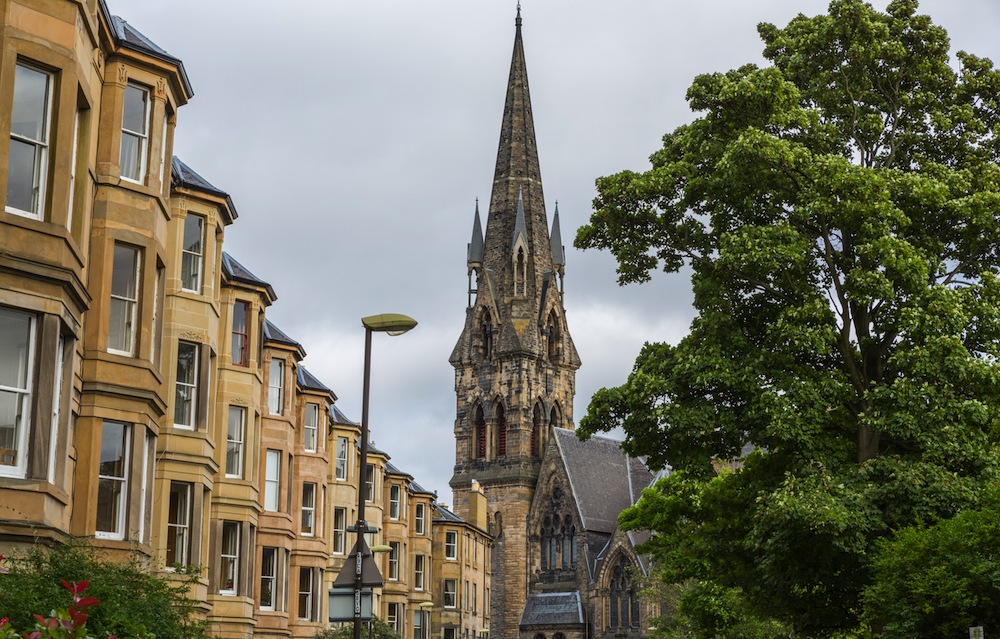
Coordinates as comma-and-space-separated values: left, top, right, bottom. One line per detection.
575, 0, 1000, 634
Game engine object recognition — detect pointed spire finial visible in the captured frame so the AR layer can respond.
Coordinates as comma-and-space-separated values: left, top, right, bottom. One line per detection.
516, 2, 522, 28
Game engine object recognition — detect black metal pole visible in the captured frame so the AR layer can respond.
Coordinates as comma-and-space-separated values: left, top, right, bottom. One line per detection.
355, 327, 373, 639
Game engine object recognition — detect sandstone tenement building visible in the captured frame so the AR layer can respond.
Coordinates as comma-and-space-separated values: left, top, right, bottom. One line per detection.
0, 2, 490, 639
449, 9, 656, 639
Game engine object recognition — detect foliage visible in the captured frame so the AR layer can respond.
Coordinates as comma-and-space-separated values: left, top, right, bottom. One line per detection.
574, 0, 1000, 635
0, 544, 209, 639
316, 616, 402, 639
0, 578, 101, 639
863, 488, 1000, 637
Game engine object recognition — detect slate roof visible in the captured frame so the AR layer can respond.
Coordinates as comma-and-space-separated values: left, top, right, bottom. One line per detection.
297, 365, 335, 399
221, 252, 277, 301
100, 2, 194, 97
264, 319, 301, 349
431, 502, 465, 524
171, 157, 238, 220
409, 481, 434, 497
385, 462, 412, 479
553, 428, 652, 534
520, 592, 585, 628
330, 405, 358, 426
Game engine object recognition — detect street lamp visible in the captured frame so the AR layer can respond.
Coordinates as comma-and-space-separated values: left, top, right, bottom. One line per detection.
353, 313, 417, 639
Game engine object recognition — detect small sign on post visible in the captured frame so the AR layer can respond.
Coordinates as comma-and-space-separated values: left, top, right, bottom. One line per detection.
970, 627, 984, 639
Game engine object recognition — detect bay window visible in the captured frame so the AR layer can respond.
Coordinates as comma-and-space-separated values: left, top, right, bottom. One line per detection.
389, 484, 400, 519
180, 214, 204, 293
173, 341, 198, 429
120, 83, 149, 182
96, 421, 130, 539
304, 402, 318, 452
226, 406, 244, 478
260, 547, 277, 611
231, 302, 248, 366
7, 62, 52, 218
264, 449, 280, 511
333, 507, 346, 554
108, 243, 140, 356
220, 521, 240, 595
0, 308, 34, 476
166, 482, 192, 567
268, 358, 283, 414
301, 482, 316, 536
335, 436, 348, 480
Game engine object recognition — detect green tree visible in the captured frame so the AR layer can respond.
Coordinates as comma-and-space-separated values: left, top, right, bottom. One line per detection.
575, 0, 1000, 635
863, 489, 1000, 637
0, 544, 208, 639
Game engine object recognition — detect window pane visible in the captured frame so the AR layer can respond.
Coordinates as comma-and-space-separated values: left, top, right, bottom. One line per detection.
261, 547, 276, 609
264, 449, 280, 511
221, 522, 239, 594
174, 342, 197, 427
96, 422, 128, 535
6, 138, 40, 213
11, 64, 49, 140
181, 215, 204, 292
226, 407, 244, 477
122, 85, 148, 134
109, 245, 139, 354
231, 302, 248, 366
167, 482, 191, 566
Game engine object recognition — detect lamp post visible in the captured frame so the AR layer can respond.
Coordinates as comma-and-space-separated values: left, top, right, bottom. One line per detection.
354, 313, 417, 639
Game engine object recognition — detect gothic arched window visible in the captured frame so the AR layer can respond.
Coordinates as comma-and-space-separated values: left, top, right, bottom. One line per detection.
546, 311, 561, 362
532, 403, 544, 457
473, 404, 486, 460
562, 515, 573, 569
495, 404, 507, 457
609, 559, 639, 630
480, 311, 493, 361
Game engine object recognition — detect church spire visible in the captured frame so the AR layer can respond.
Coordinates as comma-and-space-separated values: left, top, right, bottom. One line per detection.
482, 4, 551, 304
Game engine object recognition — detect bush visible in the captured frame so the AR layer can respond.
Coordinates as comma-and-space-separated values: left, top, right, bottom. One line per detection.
0, 544, 208, 639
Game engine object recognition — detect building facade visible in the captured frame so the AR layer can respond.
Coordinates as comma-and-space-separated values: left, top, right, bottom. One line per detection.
449, 10, 656, 639
0, 3, 492, 639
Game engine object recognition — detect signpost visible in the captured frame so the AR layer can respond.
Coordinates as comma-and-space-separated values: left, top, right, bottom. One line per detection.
330, 532, 384, 623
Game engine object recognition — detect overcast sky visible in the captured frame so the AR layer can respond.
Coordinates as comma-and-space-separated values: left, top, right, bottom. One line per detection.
114, 1, 1000, 504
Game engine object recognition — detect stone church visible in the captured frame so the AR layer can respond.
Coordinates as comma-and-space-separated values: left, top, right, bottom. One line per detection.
449, 9, 657, 639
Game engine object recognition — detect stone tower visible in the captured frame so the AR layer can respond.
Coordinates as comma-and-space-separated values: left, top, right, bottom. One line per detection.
449, 8, 581, 639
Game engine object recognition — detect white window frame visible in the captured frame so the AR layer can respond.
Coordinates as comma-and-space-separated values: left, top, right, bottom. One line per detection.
389, 484, 400, 520
268, 358, 283, 414
67, 110, 80, 228
444, 578, 457, 608
173, 341, 198, 429
264, 449, 280, 511
167, 481, 192, 568
445, 530, 457, 560
6, 62, 52, 219
120, 82, 150, 183
335, 436, 348, 480
220, 521, 240, 595
414, 554, 425, 591
301, 482, 316, 536
48, 333, 64, 484
298, 566, 314, 621
260, 546, 277, 611
365, 464, 374, 502
304, 402, 319, 452
108, 243, 140, 356
333, 506, 347, 554
387, 603, 400, 632
95, 421, 130, 540
180, 214, 205, 293
415, 503, 425, 535
231, 301, 249, 366
0, 308, 35, 478
226, 406, 245, 478
388, 541, 399, 581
